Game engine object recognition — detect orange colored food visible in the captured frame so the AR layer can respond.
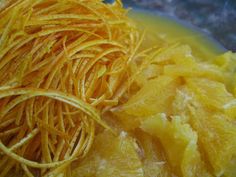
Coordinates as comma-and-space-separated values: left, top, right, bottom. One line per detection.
0, 0, 236, 177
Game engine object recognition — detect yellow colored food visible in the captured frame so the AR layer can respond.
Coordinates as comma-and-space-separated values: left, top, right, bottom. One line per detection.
0, 0, 236, 177
72, 130, 143, 177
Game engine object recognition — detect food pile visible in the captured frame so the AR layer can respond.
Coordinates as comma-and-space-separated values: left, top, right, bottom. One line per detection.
0, 0, 235, 177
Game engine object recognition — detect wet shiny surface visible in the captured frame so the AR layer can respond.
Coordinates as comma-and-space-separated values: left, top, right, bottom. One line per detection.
129, 9, 227, 59
106, 0, 236, 51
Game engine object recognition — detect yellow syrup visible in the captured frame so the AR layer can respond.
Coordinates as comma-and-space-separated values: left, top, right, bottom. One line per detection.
129, 10, 226, 60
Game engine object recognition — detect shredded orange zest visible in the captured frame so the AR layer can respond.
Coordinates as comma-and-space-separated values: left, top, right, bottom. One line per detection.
0, 0, 139, 176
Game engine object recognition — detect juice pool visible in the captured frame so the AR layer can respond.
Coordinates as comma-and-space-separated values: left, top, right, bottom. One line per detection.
129, 10, 226, 60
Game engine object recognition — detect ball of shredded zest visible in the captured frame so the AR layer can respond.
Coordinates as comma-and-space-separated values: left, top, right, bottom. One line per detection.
0, 0, 143, 176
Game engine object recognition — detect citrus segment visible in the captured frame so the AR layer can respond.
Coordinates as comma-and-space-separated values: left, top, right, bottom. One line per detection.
141, 114, 211, 177
72, 130, 144, 177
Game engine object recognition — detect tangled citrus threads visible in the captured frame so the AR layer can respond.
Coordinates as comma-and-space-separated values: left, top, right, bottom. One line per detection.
0, 0, 141, 176
1, 0, 236, 177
